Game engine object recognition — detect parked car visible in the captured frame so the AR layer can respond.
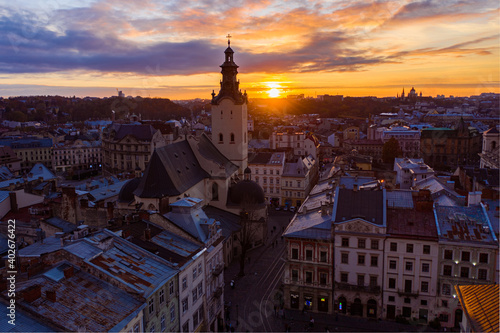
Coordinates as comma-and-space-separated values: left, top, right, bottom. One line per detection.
283, 206, 288, 211
275, 206, 281, 211
290, 206, 296, 213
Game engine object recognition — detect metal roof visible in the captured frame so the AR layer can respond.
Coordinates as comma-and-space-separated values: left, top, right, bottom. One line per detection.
43, 217, 77, 233
8, 264, 144, 332
386, 190, 414, 209
456, 284, 499, 333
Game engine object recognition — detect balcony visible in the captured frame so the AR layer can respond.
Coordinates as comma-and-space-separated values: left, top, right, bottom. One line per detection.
214, 286, 223, 298
212, 263, 224, 277
397, 289, 419, 298
335, 282, 381, 294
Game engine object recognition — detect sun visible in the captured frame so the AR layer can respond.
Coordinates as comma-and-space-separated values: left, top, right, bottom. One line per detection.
268, 88, 281, 98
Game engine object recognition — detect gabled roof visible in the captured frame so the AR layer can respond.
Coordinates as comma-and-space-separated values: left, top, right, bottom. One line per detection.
194, 134, 238, 177
134, 140, 209, 198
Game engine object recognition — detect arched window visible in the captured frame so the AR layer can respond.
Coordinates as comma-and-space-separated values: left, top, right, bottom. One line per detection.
230, 133, 235, 143
212, 183, 219, 201
219, 133, 223, 142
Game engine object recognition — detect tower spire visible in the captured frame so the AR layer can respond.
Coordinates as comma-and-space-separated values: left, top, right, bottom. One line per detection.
226, 33, 231, 47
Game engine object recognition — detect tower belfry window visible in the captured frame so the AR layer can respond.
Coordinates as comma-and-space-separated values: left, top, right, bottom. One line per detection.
230, 133, 235, 143
219, 133, 223, 143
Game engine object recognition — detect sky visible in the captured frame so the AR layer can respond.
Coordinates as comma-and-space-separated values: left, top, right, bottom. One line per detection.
0, 0, 499, 99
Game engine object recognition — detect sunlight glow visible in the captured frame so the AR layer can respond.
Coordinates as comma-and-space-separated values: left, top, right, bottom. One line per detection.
268, 88, 281, 98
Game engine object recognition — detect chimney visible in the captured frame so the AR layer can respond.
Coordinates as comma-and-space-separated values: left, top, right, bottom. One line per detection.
107, 202, 114, 220
46, 289, 56, 302
468, 191, 482, 206
63, 266, 74, 279
23, 285, 42, 303
144, 227, 151, 241
9, 192, 17, 212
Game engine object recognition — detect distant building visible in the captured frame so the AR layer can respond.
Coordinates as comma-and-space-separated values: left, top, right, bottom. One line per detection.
101, 123, 166, 175
393, 158, 434, 189
479, 127, 499, 169
0, 136, 53, 171
382, 126, 421, 158
343, 126, 359, 141
420, 119, 482, 169
281, 156, 318, 208
270, 131, 319, 160
0, 145, 21, 175
249, 152, 285, 206
52, 139, 101, 173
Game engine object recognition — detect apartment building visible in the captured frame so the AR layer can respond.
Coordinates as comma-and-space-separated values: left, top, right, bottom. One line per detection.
393, 158, 434, 189
281, 156, 318, 209
270, 131, 319, 160
384, 190, 439, 323
0, 136, 53, 171
382, 126, 420, 158
52, 139, 102, 172
249, 152, 285, 206
433, 204, 498, 329
102, 123, 166, 175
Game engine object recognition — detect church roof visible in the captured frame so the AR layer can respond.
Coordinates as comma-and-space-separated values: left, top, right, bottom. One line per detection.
134, 140, 209, 198
195, 134, 239, 177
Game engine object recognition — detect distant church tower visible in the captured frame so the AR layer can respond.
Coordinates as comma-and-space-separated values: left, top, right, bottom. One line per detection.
211, 37, 249, 175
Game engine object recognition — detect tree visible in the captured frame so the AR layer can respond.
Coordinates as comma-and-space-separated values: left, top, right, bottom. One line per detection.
236, 195, 266, 277
382, 137, 402, 164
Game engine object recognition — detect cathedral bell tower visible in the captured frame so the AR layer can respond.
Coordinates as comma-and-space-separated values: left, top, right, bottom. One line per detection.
211, 38, 248, 175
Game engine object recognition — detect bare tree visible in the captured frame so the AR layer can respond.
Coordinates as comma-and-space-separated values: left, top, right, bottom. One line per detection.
236, 195, 265, 277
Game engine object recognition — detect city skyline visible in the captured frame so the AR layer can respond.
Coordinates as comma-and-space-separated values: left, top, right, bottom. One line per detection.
1, 0, 499, 99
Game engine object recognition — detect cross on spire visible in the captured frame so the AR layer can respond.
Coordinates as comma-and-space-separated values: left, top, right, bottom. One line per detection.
226, 33, 232, 46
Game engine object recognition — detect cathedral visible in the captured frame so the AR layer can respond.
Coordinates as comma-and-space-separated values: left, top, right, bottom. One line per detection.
118, 39, 267, 238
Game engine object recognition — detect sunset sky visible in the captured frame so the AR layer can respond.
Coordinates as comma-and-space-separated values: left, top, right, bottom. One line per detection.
1, 0, 499, 99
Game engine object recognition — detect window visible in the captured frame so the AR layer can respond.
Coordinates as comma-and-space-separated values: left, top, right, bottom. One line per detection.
478, 269, 487, 280
169, 281, 174, 295
479, 253, 489, 263
341, 238, 349, 247
405, 261, 413, 271
404, 298, 411, 304
439, 314, 449, 322
443, 265, 452, 276
230, 133, 235, 143
193, 311, 199, 328
192, 288, 198, 303
423, 245, 430, 254
406, 244, 413, 253
390, 242, 397, 251
218, 133, 223, 142
291, 269, 298, 282
422, 263, 430, 272
270, 169, 273, 175
150, 324, 155, 333
461, 251, 470, 262
182, 321, 189, 332
192, 267, 197, 280
358, 239, 366, 249
404, 280, 412, 293
341, 253, 348, 264
388, 296, 395, 302
320, 272, 327, 285
369, 276, 377, 287
358, 254, 365, 265
442, 300, 448, 308
421, 300, 427, 306
460, 266, 469, 278
370, 256, 378, 267
442, 283, 451, 295
197, 282, 203, 297
291, 248, 299, 259
305, 249, 313, 261
371, 239, 379, 250
340, 272, 348, 283
161, 314, 166, 331
444, 249, 453, 260
148, 298, 154, 314
389, 260, 396, 270
388, 278, 396, 289
159, 289, 165, 305
305, 271, 313, 283
357, 274, 364, 286
421, 281, 429, 293
182, 277, 187, 290
320, 251, 327, 262
182, 297, 189, 313
170, 306, 175, 322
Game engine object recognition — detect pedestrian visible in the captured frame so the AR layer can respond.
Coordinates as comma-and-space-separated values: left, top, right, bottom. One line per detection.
230, 280, 235, 289
310, 316, 314, 328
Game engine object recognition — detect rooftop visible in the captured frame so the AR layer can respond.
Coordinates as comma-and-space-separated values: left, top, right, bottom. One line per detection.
434, 204, 497, 244
333, 187, 385, 226
456, 284, 499, 333
8, 263, 144, 332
